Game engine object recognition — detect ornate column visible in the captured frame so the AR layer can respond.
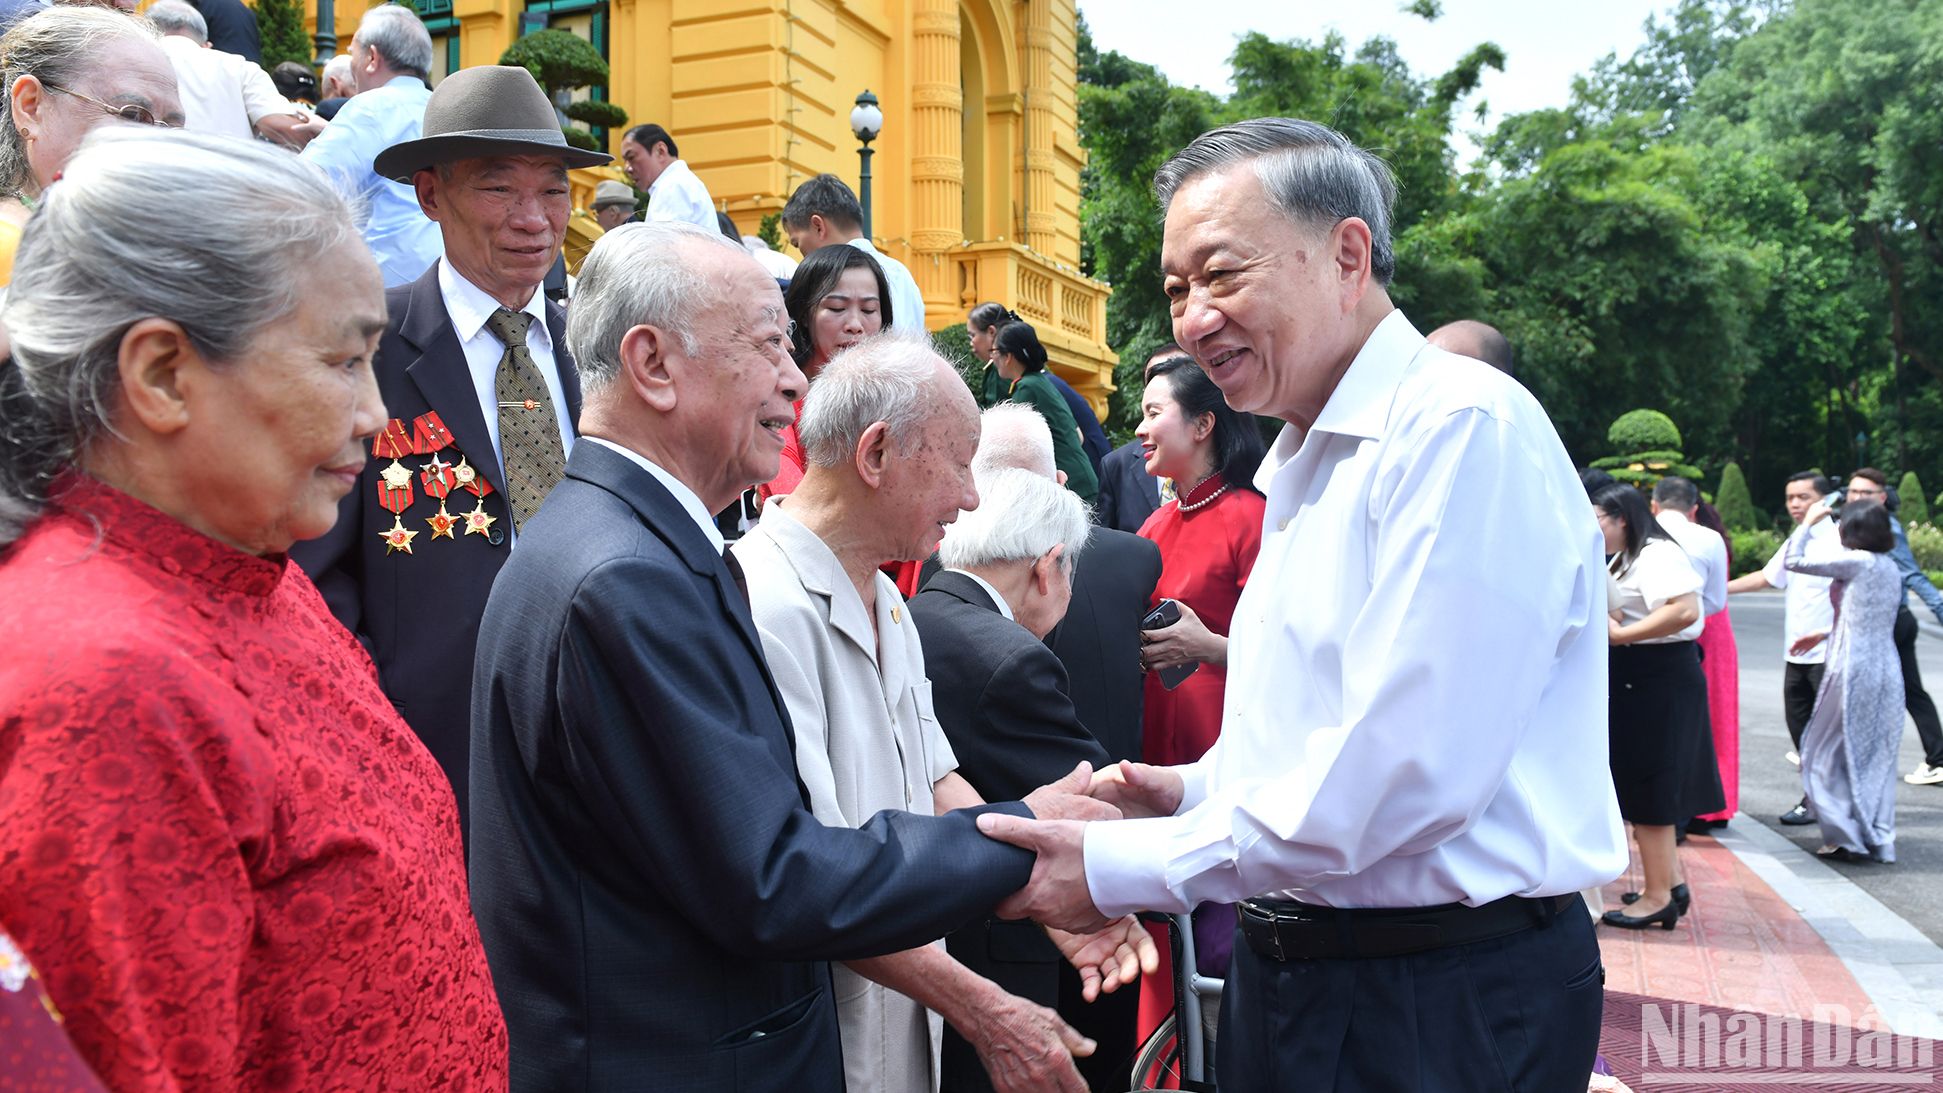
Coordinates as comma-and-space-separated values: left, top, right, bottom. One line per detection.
1021, 0, 1057, 255
909, 0, 964, 262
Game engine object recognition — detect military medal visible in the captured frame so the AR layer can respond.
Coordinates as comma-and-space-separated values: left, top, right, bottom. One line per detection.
419, 451, 459, 540
411, 411, 455, 454
462, 497, 498, 538
373, 419, 415, 515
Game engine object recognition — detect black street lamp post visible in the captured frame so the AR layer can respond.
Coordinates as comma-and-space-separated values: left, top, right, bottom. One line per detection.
850, 90, 883, 239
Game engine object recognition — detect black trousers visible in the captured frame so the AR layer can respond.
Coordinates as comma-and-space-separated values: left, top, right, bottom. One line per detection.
1896, 606, 1943, 766
1783, 661, 1827, 750
1216, 898, 1604, 1091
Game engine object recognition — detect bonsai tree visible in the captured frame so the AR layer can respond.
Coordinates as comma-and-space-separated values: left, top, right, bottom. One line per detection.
1898, 471, 1929, 525
1590, 409, 1702, 490
500, 30, 626, 151
1714, 462, 1760, 531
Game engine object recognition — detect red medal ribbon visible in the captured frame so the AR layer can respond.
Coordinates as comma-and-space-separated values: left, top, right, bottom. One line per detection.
377, 464, 413, 514
372, 418, 413, 460
412, 412, 455, 455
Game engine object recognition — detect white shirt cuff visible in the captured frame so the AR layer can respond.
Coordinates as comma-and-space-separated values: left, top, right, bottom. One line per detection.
1174, 760, 1211, 813
1083, 816, 1192, 919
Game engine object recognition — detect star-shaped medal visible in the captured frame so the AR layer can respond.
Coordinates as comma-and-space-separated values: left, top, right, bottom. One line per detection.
453, 457, 477, 486
426, 503, 459, 540
463, 499, 497, 538
380, 516, 418, 555
380, 459, 413, 491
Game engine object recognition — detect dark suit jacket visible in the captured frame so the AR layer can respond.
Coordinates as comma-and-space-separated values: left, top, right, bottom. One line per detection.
1095, 439, 1160, 534
1045, 528, 1161, 765
469, 442, 1034, 1092
291, 264, 578, 830
908, 571, 1114, 1093
189, 0, 259, 61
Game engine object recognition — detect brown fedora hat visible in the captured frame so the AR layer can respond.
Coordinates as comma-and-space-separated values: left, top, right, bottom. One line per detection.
373, 65, 612, 183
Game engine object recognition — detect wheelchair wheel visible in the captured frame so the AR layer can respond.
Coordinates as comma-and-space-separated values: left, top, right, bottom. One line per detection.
1129, 1011, 1181, 1090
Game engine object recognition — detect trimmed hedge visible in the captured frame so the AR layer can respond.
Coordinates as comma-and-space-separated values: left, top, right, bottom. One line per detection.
1899, 472, 1929, 525
1607, 409, 1682, 453
1716, 462, 1760, 531
1728, 527, 1782, 579
1907, 522, 1943, 573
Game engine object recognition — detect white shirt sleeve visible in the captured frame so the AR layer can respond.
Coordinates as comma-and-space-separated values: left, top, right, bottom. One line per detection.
1085, 407, 1595, 914
1633, 540, 1703, 613
234, 55, 296, 124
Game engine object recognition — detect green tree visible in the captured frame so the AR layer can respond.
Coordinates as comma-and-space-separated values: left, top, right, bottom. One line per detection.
1716, 461, 1760, 530
500, 30, 617, 151
1901, 472, 1930, 525
254, 0, 314, 72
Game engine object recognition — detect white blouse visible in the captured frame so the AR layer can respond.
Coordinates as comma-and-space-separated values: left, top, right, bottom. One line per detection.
1609, 537, 1704, 644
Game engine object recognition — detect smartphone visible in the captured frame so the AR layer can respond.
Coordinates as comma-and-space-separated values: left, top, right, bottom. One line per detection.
1140, 599, 1199, 690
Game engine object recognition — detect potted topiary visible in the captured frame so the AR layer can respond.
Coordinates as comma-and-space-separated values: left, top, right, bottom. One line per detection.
500, 30, 626, 151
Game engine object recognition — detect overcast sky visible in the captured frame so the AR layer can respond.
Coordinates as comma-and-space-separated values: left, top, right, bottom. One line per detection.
1077, 0, 1674, 162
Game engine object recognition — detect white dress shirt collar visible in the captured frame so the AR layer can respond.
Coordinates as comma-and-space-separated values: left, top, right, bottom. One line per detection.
947, 569, 1015, 621
582, 437, 724, 553
437, 258, 552, 352
1309, 308, 1420, 441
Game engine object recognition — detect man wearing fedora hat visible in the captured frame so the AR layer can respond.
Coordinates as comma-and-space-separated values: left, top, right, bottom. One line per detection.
293, 65, 610, 834
589, 178, 637, 230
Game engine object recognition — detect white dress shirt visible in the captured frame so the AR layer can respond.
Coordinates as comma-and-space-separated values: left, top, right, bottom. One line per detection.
1656, 509, 1728, 617
581, 438, 723, 552
1085, 310, 1627, 914
945, 569, 1013, 621
158, 36, 293, 141
302, 75, 443, 287
645, 159, 719, 232
847, 238, 928, 336
1609, 538, 1705, 643
1763, 518, 1838, 664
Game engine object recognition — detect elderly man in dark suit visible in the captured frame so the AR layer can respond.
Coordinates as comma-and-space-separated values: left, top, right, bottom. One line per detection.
909, 467, 1130, 1093
293, 66, 609, 830
468, 221, 1120, 1093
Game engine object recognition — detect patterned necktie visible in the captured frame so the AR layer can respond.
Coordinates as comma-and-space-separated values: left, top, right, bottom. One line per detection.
485, 306, 566, 531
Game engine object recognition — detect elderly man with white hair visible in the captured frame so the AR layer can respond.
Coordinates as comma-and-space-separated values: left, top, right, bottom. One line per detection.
731, 337, 1152, 1093
147, 0, 317, 147
907, 455, 1133, 1093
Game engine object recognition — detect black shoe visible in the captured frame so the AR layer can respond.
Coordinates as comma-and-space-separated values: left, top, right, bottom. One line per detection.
1815, 846, 1877, 864
1621, 883, 1690, 914
1779, 804, 1817, 825
1686, 817, 1727, 835
1603, 902, 1681, 930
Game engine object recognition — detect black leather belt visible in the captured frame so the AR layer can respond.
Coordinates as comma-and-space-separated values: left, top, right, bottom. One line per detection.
1238, 894, 1577, 961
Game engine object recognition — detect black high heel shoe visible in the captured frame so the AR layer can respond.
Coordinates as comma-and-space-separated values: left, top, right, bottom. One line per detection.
1620, 883, 1690, 914
1602, 900, 1682, 930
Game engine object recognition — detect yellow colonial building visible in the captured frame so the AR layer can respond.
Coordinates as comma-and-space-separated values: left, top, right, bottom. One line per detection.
308, 0, 1118, 410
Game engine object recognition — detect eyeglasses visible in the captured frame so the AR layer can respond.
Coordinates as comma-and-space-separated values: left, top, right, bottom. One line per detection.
41, 82, 177, 129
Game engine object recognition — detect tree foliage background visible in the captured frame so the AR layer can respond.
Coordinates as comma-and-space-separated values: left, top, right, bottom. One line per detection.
1077, 0, 1943, 517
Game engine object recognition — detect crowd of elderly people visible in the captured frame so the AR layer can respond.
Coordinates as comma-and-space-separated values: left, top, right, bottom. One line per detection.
0, 8, 1166, 1091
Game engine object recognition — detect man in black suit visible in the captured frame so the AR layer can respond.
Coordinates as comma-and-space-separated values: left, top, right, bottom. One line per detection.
292, 67, 612, 829
469, 222, 1119, 1092
910, 468, 1142, 1093
1093, 344, 1181, 533
186, 0, 259, 61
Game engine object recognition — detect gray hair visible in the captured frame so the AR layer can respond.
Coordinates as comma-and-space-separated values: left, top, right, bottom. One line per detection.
0, 127, 361, 546
566, 221, 743, 394
1154, 117, 1399, 286
145, 0, 206, 42
321, 52, 352, 90
972, 402, 1055, 480
352, 3, 433, 80
940, 468, 1090, 574
0, 7, 159, 198
1652, 476, 1700, 513
797, 335, 951, 468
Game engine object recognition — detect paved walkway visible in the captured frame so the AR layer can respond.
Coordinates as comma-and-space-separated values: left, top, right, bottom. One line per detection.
1596, 818, 1943, 1090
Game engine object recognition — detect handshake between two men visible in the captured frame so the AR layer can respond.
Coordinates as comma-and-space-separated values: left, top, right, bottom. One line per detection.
994, 758, 1187, 938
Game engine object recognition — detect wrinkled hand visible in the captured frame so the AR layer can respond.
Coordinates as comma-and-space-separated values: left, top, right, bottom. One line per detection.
1790, 631, 1829, 657
1088, 760, 1184, 820
978, 814, 1109, 933
1020, 762, 1121, 823
1048, 914, 1159, 1001
963, 988, 1092, 1093
1140, 599, 1217, 670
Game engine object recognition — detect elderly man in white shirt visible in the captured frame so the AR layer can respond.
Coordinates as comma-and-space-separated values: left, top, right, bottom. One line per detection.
731, 337, 1150, 1093
147, 0, 318, 148
978, 118, 1626, 1089
618, 122, 718, 231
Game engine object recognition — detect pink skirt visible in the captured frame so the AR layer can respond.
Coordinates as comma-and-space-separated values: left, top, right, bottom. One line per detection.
1695, 609, 1741, 820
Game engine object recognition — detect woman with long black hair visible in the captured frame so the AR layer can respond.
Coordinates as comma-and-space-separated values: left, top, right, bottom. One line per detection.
991, 319, 1098, 503
1594, 482, 1719, 929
